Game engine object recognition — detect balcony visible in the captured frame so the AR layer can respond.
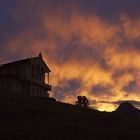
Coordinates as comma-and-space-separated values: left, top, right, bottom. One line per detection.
44, 83, 52, 91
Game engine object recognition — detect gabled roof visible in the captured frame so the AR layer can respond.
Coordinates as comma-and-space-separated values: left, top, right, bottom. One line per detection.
0, 54, 51, 73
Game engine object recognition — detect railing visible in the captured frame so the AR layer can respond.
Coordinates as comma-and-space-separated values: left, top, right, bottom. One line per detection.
44, 83, 52, 90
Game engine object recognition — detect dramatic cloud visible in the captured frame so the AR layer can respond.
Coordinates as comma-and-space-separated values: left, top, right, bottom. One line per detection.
90, 84, 113, 97
1, 0, 140, 111
53, 79, 81, 102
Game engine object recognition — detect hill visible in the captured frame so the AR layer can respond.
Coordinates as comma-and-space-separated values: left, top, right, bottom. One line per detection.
0, 96, 140, 140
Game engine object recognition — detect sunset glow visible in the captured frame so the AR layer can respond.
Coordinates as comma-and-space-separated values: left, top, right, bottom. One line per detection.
1, 0, 140, 111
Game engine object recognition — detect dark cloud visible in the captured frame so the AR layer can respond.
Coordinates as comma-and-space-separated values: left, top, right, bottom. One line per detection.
77, 0, 140, 18
112, 68, 134, 80
99, 100, 140, 109
28, 0, 140, 20
1, 0, 140, 63
49, 36, 109, 69
90, 84, 113, 96
133, 39, 140, 51
122, 80, 137, 94
53, 79, 81, 100
0, 0, 16, 19
113, 100, 140, 109
114, 100, 140, 105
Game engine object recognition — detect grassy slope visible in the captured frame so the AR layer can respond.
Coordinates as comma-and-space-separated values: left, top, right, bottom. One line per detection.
0, 96, 140, 140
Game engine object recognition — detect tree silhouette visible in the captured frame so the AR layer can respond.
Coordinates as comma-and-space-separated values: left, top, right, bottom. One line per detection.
76, 96, 90, 108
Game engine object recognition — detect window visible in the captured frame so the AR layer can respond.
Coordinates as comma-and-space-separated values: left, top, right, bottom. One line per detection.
16, 66, 19, 77
32, 65, 35, 78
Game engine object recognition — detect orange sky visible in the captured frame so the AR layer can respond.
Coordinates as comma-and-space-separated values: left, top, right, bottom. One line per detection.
1, 0, 140, 111
43, 15, 140, 111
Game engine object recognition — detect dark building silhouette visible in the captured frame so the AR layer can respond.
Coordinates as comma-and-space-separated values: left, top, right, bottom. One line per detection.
116, 102, 139, 113
0, 53, 51, 97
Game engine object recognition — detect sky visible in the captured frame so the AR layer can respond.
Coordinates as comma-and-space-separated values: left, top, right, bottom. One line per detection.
1, 0, 140, 111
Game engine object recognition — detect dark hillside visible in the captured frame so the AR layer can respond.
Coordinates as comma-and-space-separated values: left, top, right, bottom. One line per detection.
0, 96, 140, 140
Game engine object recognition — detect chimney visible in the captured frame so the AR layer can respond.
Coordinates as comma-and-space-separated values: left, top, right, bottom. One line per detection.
39, 52, 42, 58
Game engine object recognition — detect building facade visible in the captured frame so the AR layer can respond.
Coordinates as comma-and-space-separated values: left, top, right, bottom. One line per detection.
0, 53, 51, 97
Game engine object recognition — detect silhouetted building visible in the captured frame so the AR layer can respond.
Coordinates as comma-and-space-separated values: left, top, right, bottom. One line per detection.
0, 53, 51, 97
116, 102, 139, 113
